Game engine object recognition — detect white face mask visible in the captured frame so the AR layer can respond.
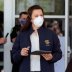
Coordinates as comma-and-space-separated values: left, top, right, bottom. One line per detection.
32, 16, 44, 28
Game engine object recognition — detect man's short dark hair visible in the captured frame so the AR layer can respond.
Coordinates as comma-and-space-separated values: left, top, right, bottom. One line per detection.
19, 12, 28, 18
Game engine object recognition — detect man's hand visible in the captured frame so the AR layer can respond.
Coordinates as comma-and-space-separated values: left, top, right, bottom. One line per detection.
0, 38, 7, 44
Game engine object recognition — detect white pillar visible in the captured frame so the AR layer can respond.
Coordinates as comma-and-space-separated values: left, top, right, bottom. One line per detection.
4, 0, 15, 72
65, 0, 69, 70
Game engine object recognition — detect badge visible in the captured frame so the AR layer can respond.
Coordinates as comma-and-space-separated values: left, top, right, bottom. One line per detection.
44, 40, 50, 46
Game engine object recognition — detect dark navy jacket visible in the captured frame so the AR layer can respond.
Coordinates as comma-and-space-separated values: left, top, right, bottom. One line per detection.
12, 27, 62, 72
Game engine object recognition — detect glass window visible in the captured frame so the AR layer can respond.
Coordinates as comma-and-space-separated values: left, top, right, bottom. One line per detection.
69, 0, 72, 15
15, 0, 65, 15
0, 0, 3, 11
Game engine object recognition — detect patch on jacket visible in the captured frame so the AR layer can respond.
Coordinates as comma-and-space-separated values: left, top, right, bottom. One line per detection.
44, 40, 50, 46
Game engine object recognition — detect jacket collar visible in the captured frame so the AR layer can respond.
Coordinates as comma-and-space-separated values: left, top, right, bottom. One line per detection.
29, 26, 44, 35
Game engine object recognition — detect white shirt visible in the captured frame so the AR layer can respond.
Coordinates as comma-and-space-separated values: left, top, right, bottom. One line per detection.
30, 30, 41, 71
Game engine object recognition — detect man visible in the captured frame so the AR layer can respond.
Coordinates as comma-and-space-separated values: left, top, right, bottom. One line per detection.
10, 11, 28, 43
0, 31, 6, 44
0, 11, 7, 72
10, 11, 28, 72
0, 11, 6, 44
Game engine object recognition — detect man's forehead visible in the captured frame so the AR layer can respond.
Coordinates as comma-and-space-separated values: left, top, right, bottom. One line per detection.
20, 14, 28, 18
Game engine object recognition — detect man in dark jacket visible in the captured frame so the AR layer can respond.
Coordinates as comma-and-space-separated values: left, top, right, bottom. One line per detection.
10, 11, 28, 72
10, 11, 28, 43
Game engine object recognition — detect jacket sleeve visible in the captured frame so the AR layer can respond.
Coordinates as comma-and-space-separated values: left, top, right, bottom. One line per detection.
11, 33, 23, 64
49, 33, 62, 63
10, 28, 17, 42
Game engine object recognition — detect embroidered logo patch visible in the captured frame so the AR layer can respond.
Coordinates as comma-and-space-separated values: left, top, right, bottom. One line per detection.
44, 40, 50, 46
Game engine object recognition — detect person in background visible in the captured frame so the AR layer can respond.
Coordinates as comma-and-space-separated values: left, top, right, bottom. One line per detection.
0, 23, 6, 72
47, 20, 64, 36
10, 12, 28, 43
12, 5, 62, 72
0, 31, 6, 44
0, 11, 6, 44
10, 12, 28, 72
65, 58, 72, 72
0, 11, 7, 72
47, 19, 66, 72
